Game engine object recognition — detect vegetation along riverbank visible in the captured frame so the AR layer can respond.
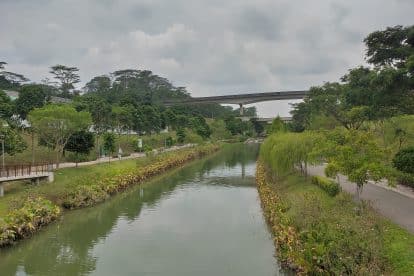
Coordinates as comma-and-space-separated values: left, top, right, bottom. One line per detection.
0, 144, 219, 248
257, 159, 414, 275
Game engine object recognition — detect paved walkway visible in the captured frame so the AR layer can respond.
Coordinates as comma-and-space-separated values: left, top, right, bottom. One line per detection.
308, 165, 414, 233
55, 144, 196, 169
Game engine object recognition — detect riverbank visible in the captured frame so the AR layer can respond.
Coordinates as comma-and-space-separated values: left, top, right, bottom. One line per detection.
256, 161, 414, 275
0, 144, 220, 248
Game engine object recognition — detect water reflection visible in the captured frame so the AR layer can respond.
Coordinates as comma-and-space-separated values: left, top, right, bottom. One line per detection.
0, 144, 282, 276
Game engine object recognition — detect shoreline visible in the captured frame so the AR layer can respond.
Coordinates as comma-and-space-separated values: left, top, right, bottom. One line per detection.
256, 160, 414, 275
0, 144, 220, 248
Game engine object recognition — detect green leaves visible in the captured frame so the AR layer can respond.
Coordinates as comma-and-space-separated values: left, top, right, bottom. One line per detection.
260, 131, 323, 177
0, 197, 60, 247
0, 121, 27, 156
28, 104, 92, 166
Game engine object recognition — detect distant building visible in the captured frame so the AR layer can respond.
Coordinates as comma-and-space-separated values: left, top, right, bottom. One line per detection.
4, 90, 19, 100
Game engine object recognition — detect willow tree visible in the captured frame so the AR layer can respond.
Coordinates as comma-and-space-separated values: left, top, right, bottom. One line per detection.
29, 104, 92, 168
260, 131, 322, 178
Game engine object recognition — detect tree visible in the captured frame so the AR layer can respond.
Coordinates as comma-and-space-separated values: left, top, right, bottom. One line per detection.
342, 66, 413, 119
0, 120, 27, 156
49, 65, 80, 97
134, 105, 162, 134
250, 118, 264, 135
392, 147, 414, 174
84, 75, 111, 94
210, 119, 232, 141
64, 130, 95, 167
163, 109, 177, 130
112, 69, 141, 89
14, 84, 50, 119
28, 105, 92, 168
103, 133, 116, 162
260, 131, 322, 178
322, 129, 391, 202
268, 117, 287, 134
0, 90, 13, 119
176, 128, 186, 143
0, 62, 29, 89
364, 25, 414, 68
384, 115, 414, 150
189, 115, 211, 139
111, 105, 134, 134
74, 95, 112, 156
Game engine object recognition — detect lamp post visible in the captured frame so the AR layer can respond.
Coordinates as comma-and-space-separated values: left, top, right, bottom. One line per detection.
0, 134, 4, 176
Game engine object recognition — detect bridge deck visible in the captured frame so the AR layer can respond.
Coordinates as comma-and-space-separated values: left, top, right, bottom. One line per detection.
163, 90, 309, 106
0, 172, 53, 183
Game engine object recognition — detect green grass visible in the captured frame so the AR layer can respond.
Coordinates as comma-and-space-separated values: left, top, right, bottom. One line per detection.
4, 132, 179, 165
262, 170, 414, 275
383, 224, 414, 275
0, 149, 172, 217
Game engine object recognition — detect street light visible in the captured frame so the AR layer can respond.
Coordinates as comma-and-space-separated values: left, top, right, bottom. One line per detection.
0, 134, 4, 176
1, 122, 8, 176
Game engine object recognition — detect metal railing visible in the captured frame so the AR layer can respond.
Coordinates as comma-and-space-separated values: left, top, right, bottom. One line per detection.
0, 163, 51, 178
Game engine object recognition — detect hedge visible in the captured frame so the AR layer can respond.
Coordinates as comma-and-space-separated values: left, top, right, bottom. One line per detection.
311, 176, 341, 196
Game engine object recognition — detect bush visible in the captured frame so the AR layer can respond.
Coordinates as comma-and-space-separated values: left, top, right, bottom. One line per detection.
393, 147, 414, 174
61, 144, 219, 209
0, 197, 60, 247
395, 171, 414, 188
311, 176, 341, 196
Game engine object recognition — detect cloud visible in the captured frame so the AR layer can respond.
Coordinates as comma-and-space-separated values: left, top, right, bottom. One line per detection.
1, 0, 413, 116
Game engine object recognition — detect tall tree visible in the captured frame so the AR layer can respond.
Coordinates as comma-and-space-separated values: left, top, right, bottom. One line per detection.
28, 104, 92, 168
0, 62, 29, 89
0, 120, 27, 156
364, 25, 414, 68
0, 90, 13, 119
323, 129, 391, 202
14, 84, 50, 119
64, 130, 95, 167
84, 75, 111, 94
49, 65, 80, 97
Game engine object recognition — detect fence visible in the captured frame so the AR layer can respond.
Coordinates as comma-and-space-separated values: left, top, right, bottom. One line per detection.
0, 163, 51, 178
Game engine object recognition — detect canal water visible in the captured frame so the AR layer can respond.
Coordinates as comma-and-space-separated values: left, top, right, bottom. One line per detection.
0, 144, 284, 276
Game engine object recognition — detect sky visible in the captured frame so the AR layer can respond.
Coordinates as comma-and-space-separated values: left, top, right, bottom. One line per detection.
1, 0, 413, 117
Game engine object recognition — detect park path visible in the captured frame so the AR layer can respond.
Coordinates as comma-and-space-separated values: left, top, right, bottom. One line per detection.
56, 144, 196, 169
308, 165, 414, 233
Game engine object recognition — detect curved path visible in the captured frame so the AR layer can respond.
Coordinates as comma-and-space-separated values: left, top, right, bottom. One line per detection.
308, 165, 414, 233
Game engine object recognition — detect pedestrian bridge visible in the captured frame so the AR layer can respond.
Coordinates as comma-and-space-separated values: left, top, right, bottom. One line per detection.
163, 90, 309, 115
0, 164, 54, 196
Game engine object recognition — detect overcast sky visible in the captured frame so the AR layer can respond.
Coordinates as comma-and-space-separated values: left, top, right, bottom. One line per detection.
1, 0, 413, 116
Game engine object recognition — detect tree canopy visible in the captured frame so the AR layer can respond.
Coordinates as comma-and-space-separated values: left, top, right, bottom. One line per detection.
28, 105, 92, 167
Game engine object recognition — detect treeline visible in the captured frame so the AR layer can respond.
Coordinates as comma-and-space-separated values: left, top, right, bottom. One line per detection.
289, 25, 414, 132
258, 25, 414, 275
0, 62, 263, 166
276, 25, 414, 189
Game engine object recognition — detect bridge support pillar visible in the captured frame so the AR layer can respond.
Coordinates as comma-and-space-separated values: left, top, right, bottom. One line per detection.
239, 104, 244, 116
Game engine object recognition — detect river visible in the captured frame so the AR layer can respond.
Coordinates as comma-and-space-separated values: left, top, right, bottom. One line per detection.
0, 144, 284, 276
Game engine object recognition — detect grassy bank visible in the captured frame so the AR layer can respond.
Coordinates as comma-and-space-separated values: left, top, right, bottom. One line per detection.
4, 132, 184, 165
256, 161, 414, 275
0, 144, 219, 247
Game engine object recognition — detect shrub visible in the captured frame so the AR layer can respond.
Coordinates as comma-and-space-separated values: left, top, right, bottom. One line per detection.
393, 147, 414, 174
395, 171, 414, 188
311, 176, 341, 196
61, 144, 219, 209
0, 197, 60, 247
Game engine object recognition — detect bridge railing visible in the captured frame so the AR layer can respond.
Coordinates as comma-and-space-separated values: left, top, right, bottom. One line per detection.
0, 163, 51, 178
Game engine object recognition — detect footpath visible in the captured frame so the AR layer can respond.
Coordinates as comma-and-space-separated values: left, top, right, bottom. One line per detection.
308, 165, 414, 233
57, 144, 196, 169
